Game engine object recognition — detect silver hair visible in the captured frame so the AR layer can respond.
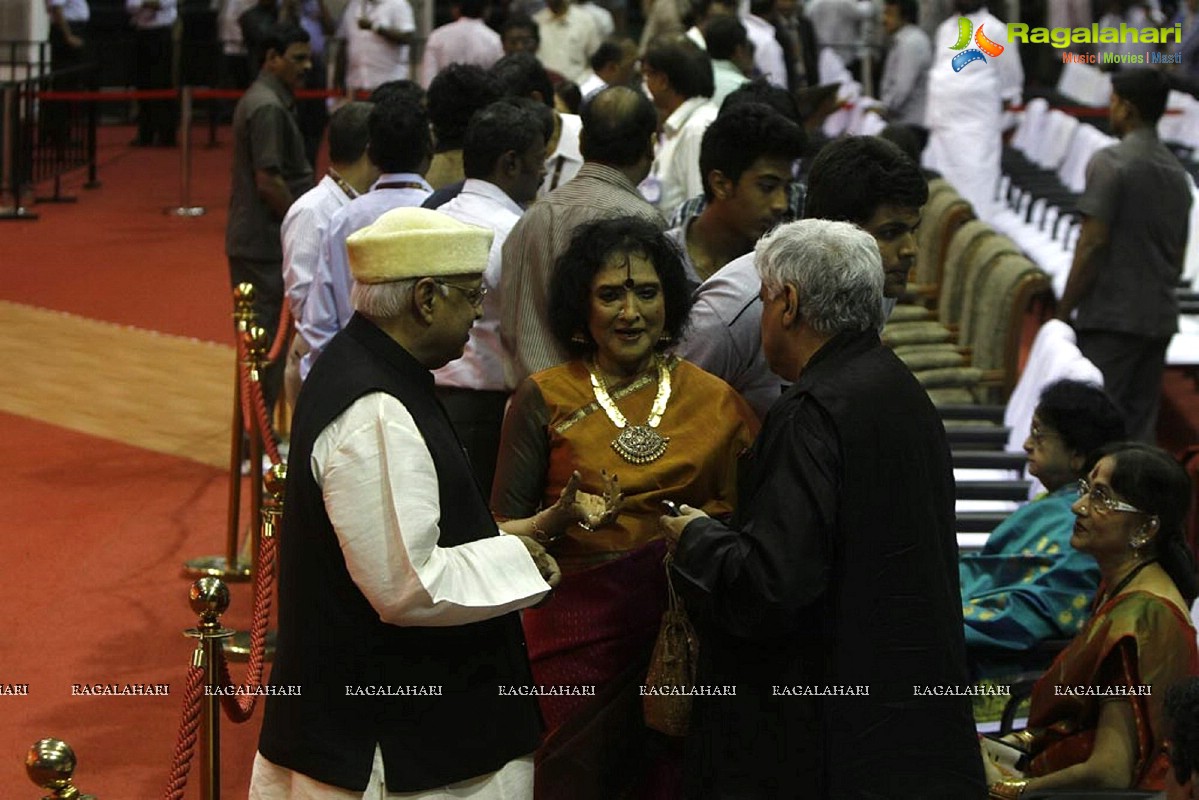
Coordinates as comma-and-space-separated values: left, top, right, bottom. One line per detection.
351, 278, 419, 320
754, 218, 884, 335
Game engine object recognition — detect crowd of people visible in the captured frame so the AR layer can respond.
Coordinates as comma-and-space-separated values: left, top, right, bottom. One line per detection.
147, 0, 1199, 796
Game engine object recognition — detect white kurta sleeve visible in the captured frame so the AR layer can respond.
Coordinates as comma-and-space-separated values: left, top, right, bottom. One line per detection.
313, 392, 551, 627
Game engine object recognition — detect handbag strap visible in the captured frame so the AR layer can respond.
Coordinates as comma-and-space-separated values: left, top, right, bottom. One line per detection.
663, 551, 682, 615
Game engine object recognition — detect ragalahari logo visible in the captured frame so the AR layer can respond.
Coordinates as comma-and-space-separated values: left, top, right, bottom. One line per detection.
949, 17, 1004, 72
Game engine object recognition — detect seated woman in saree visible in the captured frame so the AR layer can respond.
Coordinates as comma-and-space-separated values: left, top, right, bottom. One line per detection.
985, 442, 1199, 799
490, 215, 758, 797
961, 379, 1125, 678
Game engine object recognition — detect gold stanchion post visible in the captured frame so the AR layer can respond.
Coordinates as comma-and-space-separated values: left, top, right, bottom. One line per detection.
224, 458, 284, 662
26, 738, 97, 799
183, 578, 235, 800
185, 284, 256, 581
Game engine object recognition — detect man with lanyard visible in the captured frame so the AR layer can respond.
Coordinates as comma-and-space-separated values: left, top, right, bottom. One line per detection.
298, 93, 433, 377
280, 101, 377, 410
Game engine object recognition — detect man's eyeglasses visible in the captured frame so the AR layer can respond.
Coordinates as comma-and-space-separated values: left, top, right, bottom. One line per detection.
1077, 478, 1146, 516
437, 281, 487, 307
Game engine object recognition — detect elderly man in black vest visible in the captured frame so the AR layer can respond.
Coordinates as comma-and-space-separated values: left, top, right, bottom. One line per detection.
252, 207, 611, 799
661, 219, 984, 798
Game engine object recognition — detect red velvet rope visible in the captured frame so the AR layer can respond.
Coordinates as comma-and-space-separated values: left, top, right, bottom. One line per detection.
37, 88, 371, 102
235, 331, 282, 466
215, 528, 279, 723
161, 663, 207, 800
265, 305, 292, 365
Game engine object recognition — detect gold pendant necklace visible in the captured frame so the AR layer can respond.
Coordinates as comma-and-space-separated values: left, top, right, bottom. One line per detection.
588, 357, 672, 464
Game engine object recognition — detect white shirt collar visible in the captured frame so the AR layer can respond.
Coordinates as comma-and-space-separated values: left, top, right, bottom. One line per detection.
459, 178, 525, 217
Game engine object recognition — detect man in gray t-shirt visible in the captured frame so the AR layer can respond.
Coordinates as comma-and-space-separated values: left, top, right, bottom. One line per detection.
226, 22, 314, 412
1056, 69, 1193, 442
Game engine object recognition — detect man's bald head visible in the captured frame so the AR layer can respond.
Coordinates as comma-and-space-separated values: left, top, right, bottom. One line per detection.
579, 86, 657, 167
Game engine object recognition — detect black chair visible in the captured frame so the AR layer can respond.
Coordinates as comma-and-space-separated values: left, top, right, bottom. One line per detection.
956, 512, 1010, 533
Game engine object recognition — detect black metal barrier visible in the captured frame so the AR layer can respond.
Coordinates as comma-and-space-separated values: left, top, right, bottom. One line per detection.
1, 46, 100, 221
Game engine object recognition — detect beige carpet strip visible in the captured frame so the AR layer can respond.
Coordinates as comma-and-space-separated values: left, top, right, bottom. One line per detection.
0, 301, 234, 468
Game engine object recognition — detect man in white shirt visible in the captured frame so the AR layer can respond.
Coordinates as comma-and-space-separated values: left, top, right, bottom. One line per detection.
280, 101, 377, 409
126, 0, 178, 145
490, 53, 584, 196
47, 0, 88, 66
641, 36, 717, 219
879, 0, 931, 127
434, 99, 548, 491
299, 95, 433, 376
924, 0, 1022, 220
340, 0, 416, 91
252, 206, 611, 799
742, 0, 788, 87
534, 0, 602, 80
576, 36, 638, 98
419, 0, 503, 87
578, 0, 615, 38
45, 0, 90, 147
806, 0, 870, 66
702, 15, 752, 105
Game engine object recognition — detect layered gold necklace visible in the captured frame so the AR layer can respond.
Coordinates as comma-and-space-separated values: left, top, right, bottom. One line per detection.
588, 357, 672, 464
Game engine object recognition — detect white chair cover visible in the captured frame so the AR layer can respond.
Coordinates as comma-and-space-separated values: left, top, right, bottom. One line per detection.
1004, 319, 1104, 498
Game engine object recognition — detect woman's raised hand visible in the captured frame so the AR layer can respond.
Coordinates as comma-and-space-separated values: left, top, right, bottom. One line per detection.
555, 470, 622, 531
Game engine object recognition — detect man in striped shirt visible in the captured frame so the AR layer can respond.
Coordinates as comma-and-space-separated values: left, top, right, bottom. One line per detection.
499, 86, 662, 384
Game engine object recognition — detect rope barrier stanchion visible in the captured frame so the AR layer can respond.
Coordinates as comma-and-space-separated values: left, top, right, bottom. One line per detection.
184, 284, 256, 582
84, 100, 100, 190
177, 578, 235, 800
218, 462, 285, 713
225, 324, 278, 662
1, 84, 37, 221
26, 739, 97, 799
166, 86, 205, 217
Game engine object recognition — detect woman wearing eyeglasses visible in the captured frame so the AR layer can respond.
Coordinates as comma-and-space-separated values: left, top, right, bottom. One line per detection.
986, 442, 1199, 799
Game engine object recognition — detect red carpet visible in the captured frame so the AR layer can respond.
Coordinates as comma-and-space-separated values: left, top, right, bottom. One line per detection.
3, 118, 1199, 800
3, 125, 238, 344
0, 412, 261, 798
2, 125, 266, 797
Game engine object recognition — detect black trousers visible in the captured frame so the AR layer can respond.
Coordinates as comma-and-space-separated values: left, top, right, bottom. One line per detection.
44, 22, 89, 147
1076, 329, 1172, 443
434, 387, 510, 498
133, 25, 177, 145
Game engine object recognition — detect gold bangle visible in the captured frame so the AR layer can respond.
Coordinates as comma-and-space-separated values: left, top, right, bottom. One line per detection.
1011, 729, 1036, 751
989, 779, 1028, 799
531, 513, 559, 545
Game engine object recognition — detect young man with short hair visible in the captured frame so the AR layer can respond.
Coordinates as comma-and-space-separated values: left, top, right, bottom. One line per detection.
680, 134, 927, 419
434, 99, 550, 491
